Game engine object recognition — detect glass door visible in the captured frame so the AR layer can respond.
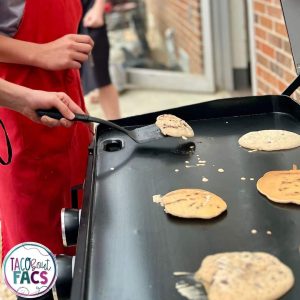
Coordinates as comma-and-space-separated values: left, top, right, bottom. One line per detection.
106, 0, 216, 92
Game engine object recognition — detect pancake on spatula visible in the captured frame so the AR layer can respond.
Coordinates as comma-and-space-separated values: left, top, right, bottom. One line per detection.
257, 165, 300, 204
238, 130, 300, 151
153, 189, 227, 219
194, 252, 294, 300
155, 114, 194, 138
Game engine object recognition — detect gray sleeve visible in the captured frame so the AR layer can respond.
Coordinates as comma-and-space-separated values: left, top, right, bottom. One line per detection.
0, 0, 25, 36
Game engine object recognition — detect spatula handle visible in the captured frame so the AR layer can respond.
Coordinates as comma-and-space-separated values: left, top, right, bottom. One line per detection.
36, 109, 90, 122
36, 109, 129, 135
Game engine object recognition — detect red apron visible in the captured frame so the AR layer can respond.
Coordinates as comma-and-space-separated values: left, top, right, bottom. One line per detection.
0, 0, 91, 258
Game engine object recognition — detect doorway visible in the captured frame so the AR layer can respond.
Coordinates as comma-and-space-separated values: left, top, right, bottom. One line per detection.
106, 0, 216, 93
211, 0, 252, 92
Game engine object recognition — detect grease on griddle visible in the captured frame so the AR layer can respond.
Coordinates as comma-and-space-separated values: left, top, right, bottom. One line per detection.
173, 142, 196, 155
186, 164, 206, 169
198, 160, 206, 164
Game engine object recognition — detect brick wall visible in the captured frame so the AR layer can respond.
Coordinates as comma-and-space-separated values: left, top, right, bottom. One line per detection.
253, 0, 297, 96
145, 0, 203, 74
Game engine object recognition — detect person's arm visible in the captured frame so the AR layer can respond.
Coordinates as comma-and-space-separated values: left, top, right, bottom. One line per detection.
0, 79, 85, 127
83, 0, 106, 28
0, 34, 94, 70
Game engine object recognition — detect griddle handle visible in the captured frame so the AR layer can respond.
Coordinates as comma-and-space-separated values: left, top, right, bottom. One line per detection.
282, 74, 300, 96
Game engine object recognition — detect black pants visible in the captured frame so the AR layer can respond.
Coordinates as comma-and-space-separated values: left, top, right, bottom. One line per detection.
79, 0, 111, 94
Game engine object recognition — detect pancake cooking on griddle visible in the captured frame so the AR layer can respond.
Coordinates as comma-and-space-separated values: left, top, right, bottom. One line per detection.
155, 114, 194, 138
194, 252, 294, 300
257, 166, 300, 204
238, 130, 300, 151
153, 189, 227, 219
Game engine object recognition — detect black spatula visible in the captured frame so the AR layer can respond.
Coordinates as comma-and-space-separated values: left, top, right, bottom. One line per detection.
36, 109, 165, 143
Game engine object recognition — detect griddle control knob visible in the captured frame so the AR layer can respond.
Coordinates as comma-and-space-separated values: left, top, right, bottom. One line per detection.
53, 255, 75, 300
61, 208, 81, 247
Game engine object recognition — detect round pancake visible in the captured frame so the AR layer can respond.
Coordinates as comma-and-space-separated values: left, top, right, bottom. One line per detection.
195, 252, 294, 300
257, 169, 300, 204
238, 130, 300, 151
155, 114, 194, 138
160, 189, 227, 219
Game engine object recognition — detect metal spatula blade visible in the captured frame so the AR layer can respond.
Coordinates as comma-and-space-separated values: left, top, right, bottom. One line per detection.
128, 123, 165, 143
174, 272, 207, 300
36, 109, 165, 144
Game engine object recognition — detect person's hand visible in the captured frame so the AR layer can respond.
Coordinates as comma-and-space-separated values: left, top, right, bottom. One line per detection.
83, 6, 104, 28
35, 34, 94, 70
18, 89, 85, 128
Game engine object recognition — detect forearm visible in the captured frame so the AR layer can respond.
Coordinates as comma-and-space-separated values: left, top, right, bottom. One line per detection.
0, 79, 83, 127
0, 79, 30, 110
93, 0, 106, 15
0, 35, 40, 67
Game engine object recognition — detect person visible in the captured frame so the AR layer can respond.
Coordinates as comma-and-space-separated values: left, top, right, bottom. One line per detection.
0, 0, 94, 262
0, 79, 84, 128
81, 0, 121, 120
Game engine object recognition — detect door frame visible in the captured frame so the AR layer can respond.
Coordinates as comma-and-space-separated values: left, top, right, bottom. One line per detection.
126, 0, 216, 93
247, 0, 257, 95
211, 0, 234, 91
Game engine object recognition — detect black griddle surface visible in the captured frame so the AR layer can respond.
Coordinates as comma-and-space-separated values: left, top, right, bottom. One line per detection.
84, 108, 300, 299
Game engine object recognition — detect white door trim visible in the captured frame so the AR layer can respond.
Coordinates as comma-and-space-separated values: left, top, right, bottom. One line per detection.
211, 0, 234, 91
126, 0, 216, 93
247, 0, 257, 95
202, 0, 216, 91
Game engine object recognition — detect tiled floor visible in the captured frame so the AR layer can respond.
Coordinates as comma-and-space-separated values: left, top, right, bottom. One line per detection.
85, 88, 232, 118
0, 283, 15, 300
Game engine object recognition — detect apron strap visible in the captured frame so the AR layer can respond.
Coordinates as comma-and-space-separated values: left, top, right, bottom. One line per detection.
0, 119, 12, 165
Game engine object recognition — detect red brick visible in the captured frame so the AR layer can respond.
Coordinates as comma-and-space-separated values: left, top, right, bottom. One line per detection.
146, 0, 203, 74
275, 22, 287, 36
276, 51, 293, 68
257, 53, 270, 68
266, 6, 283, 19
270, 62, 283, 77
255, 27, 266, 39
259, 42, 275, 58
267, 33, 282, 48
257, 79, 268, 93
254, 1, 266, 14
283, 41, 292, 53
284, 71, 296, 83
259, 16, 273, 29
278, 80, 287, 92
